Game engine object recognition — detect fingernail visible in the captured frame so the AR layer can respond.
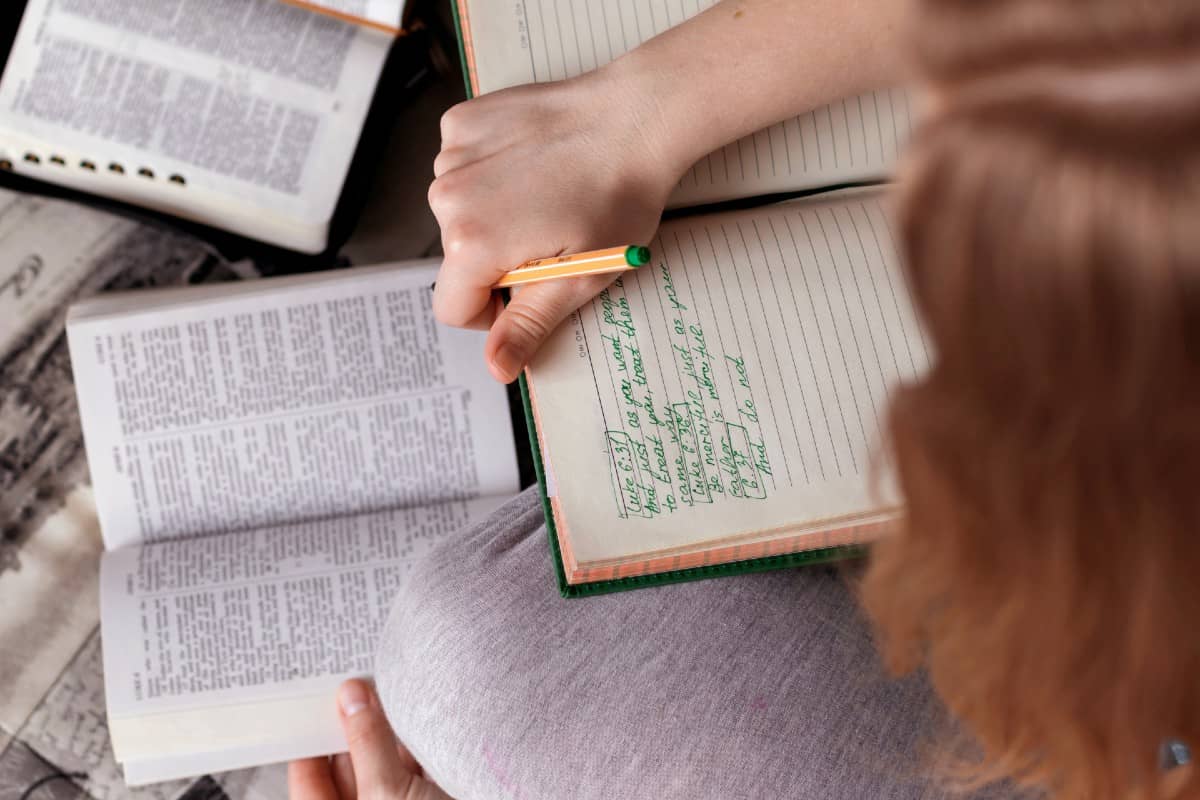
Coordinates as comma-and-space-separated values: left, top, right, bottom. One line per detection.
492, 344, 522, 382
339, 681, 370, 717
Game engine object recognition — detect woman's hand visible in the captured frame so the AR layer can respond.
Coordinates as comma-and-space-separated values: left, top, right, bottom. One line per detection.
429, 67, 682, 383
429, 0, 905, 384
288, 680, 451, 800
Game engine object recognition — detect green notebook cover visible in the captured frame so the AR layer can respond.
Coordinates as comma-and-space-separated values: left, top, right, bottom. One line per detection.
450, 2, 865, 598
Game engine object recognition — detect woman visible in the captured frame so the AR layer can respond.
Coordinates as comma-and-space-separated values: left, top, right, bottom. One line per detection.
291, 0, 1199, 798
864, 1, 1200, 796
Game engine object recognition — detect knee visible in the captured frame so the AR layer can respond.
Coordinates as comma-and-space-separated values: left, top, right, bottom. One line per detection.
372, 491, 546, 787
373, 529, 485, 730
375, 491, 545, 691
372, 542, 486, 789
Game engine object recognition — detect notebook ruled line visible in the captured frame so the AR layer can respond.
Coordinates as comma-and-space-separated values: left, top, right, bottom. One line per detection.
582, 298, 627, 516
789, 212, 855, 475
502, 2, 906, 202
598, 4, 615, 63
752, 218, 815, 485
522, 3, 538, 81
583, 3, 601, 73
534, 1, 552, 81
734, 221, 793, 487
805, 212, 870, 468
765, 215, 827, 483
715, 223, 778, 489
741, 220, 802, 486
862, 201, 930, 370
774, 212, 841, 478
652, 241, 690, 404
885, 90, 901, 160
843, 205, 904, 386
552, 1, 569, 78
826, 208, 885, 435
552, 194, 918, 534
567, 1, 585, 76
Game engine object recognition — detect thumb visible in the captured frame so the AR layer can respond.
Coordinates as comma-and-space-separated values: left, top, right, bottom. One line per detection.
338, 680, 413, 797
337, 681, 453, 800
486, 274, 616, 383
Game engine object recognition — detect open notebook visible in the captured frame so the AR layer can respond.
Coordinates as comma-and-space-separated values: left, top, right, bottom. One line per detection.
453, 0, 915, 207
525, 190, 930, 594
452, 1, 925, 595
0, 0, 408, 253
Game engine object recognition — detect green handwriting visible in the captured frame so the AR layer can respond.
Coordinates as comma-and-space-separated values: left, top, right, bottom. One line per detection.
598, 263, 773, 520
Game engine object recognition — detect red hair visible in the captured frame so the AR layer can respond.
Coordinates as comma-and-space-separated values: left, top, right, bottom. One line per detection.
862, 1, 1200, 797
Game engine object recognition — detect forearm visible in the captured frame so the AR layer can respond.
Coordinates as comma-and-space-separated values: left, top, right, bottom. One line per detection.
430, 0, 906, 378
600, 0, 906, 179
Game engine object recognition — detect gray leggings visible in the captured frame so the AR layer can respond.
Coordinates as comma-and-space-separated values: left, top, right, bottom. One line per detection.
375, 489, 1017, 800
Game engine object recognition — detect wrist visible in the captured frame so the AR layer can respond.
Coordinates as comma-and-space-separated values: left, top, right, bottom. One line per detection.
579, 55, 702, 201
596, 40, 750, 183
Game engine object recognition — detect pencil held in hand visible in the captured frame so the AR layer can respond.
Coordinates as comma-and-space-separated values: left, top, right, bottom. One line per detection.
496, 246, 651, 288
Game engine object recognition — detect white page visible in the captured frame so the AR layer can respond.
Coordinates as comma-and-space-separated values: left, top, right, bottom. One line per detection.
100, 495, 507, 776
299, 0, 406, 28
67, 262, 520, 550
459, 0, 912, 206
122, 721, 339, 787
0, 0, 392, 252
528, 191, 930, 566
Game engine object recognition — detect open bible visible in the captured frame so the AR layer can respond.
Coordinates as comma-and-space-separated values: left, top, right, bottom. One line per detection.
453, 1, 928, 594
66, 261, 521, 784
0, 0, 409, 253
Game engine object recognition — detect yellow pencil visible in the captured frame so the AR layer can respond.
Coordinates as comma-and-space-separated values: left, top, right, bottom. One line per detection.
495, 246, 651, 289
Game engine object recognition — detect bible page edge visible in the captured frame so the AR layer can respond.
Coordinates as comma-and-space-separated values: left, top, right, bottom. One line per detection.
67, 259, 439, 321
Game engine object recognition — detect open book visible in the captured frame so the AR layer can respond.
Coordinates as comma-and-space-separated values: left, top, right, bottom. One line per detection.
526, 190, 929, 593
454, 1, 927, 595
453, 0, 915, 207
0, 0, 409, 253
66, 261, 521, 784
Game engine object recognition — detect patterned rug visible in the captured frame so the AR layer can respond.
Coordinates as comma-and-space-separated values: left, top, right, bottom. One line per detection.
0, 186, 286, 800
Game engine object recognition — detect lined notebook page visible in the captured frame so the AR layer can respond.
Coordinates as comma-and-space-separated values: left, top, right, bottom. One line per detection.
458, 0, 913, 206
527, 191, 930, 572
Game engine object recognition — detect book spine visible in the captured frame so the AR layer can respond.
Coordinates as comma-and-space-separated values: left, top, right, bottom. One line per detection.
448, 0, 477, 99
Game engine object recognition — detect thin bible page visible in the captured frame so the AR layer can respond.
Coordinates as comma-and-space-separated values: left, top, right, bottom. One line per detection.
67, 263, 520, 549
527, 191, 930, 566
99, 496, 508, 768
460, 0, 912, 205
0, 0, 392, 251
